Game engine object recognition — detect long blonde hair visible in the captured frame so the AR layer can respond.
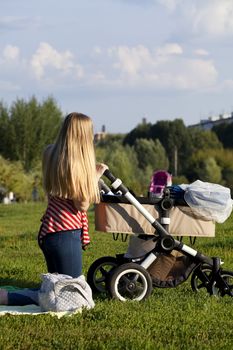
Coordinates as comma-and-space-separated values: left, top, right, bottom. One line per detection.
43, 112, 100, 203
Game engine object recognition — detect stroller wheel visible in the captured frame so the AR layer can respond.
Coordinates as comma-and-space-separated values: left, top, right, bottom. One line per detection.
191, 264, 213, 293
213, 270, 233, 297
191, 266, 233, 297
87, 256, 118, 294
108, 263, 153, 301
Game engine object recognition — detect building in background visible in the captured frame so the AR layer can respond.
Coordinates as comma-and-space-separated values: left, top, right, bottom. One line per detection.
189, 112, 233, 130
94, 125, 107, 142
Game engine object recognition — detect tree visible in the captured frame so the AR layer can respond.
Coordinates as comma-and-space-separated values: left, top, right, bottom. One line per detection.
187, 128, 223, 153
123, 121, 152, 146
188, 151, 222, 183
96, 140, 144, 193
0, 156, 35, 201
0, 96, 63, 171
0, 101, 12, 159
134, 138, 169, 171
124, 119, 193, 175
212, 122, 233, 149
149, 119, 193, 175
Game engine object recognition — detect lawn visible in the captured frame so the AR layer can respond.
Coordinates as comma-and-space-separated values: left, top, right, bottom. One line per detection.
0, 202, 233, 350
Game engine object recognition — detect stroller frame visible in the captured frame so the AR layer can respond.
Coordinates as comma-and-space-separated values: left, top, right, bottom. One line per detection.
87, 170, 233, 301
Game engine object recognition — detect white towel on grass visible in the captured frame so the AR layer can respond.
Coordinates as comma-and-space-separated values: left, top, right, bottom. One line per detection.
0, 304, 81, 318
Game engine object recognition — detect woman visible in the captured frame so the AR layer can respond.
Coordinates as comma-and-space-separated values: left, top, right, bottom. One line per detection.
0, 112, 107, 305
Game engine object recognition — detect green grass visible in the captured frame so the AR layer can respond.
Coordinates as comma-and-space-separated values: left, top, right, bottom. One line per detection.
0, 203, 233, 349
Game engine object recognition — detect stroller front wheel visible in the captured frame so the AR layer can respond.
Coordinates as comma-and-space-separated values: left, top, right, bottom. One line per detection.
108, 263, 153, 301
87, 256, 119, 294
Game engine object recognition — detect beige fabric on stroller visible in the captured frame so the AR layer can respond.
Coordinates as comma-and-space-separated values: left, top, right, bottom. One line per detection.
95, 202, 215, 237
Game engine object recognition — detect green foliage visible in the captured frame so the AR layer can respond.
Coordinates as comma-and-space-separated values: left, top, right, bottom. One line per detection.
0, 204, 233, 349
96, 140, 141, 193
0, 156, 35, 201
0, 96, 63, 171
172, 175, 189, 185
123, 120, 226, 181
134, 138, 169, 171
123, 121, 152, 146
213, 122, 233, 149
188, 128, 223, 153
124, 119, 193, 175
188, 152, 222, 183
186, 148, 233, 190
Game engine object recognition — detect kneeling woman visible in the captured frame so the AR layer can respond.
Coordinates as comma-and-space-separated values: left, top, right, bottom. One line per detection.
0, 112, 107, 305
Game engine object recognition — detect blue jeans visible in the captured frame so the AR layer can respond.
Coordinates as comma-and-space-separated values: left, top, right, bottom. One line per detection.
7, 229, 82, 306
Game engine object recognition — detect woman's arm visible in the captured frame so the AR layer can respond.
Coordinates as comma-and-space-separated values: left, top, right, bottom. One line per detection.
73, 163, 108, 211
96, 163, 108, 179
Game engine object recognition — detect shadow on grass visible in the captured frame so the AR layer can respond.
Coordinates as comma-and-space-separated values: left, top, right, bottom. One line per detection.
0, 277, 40, 289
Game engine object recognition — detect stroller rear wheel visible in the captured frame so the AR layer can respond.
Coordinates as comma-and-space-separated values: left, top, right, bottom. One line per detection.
87, 256, 118, 293
191, 265, 233, 297
213, 271, 233, 297
108, 263, 153, 301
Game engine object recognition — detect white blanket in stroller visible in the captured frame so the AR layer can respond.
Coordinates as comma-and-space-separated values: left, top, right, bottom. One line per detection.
179, 180, 232, 223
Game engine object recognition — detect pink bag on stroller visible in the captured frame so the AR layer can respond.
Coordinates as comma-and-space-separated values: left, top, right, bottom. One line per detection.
149, 170, 172, 197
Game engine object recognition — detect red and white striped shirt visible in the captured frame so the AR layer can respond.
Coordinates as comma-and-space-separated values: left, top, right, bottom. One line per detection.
39, 196, 90, 245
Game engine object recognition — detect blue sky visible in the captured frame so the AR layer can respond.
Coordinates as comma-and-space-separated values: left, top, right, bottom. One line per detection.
1, 0, 233, 133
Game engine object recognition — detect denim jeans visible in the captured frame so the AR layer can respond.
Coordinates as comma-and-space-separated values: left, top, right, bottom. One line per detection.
7, 229, 82, 306
40, 229, 83, 278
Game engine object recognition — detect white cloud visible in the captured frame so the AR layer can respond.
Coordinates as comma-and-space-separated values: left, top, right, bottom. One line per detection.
157, 0, 181, 11
100, 44, 217, 91
156, 43, 183, 56
3, 45, 20, 61
156, 0, 233, 37
108, 45, 154, 77
0, 42, 220, 94
168, 59, 218, 90
194, 49, 209, 56
30, 42, 84, 80
191, 0, 233, 36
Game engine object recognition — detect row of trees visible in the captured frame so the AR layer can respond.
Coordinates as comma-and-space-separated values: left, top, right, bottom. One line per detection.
0, 96, 233, 200
0, 97, 62, 201
97, 119, 233, 194
0, 97, 62, 171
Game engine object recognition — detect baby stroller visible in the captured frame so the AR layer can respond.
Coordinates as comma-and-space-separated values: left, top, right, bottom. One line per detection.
87, 170, 233, 301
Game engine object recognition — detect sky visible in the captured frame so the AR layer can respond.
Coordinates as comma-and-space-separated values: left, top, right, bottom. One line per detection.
1, 0, 233, 133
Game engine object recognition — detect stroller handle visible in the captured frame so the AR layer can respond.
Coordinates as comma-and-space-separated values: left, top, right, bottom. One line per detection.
103, 169, 129, 195
103, 169, 117, 183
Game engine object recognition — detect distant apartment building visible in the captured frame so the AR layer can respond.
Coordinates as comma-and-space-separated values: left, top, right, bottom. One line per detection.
189, 112, 233, 130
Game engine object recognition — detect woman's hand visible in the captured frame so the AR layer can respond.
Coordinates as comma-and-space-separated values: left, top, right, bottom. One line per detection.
96, 163, 108, 179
